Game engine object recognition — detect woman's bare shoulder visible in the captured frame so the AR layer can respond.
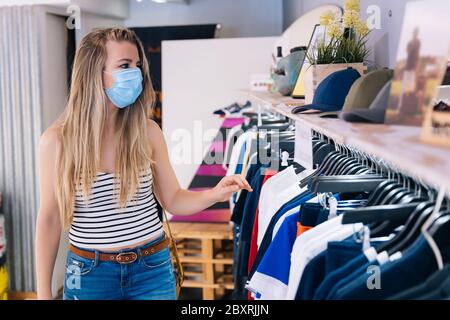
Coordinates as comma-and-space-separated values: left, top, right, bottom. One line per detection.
147, 118, 164, 140
39, 123, 63, 152
147, 118, 161, 133
146, 118, 166, 153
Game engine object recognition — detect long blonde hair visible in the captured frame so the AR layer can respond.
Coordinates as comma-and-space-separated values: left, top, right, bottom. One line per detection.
55, 28, 156, 229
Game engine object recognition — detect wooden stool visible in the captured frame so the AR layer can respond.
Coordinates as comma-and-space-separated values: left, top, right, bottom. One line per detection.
168, 222, 234, 300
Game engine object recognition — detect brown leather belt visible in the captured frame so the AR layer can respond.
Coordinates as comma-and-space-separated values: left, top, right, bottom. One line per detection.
69, 236, 170, 264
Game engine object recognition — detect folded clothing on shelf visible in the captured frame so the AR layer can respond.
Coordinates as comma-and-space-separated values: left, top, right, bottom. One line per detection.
213, 101, 252, 116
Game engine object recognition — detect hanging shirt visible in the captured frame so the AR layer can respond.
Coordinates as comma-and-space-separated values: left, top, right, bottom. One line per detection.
389, 264, 450, 300
286, 216, 364, 299
313, 247, 379, 300
246, 212, 300, 300
257, 166, 304, 247
248, 192, 311, 280
295, 237, 364, 300
226, 131, 256, 178
332, 236, 450, 300
230, 163, 262, 226
248, 169, 278, 273
233, 166, 267, 300
325, 250, 391, 299
297, 222, 313, 237
234, 150, 257, 203
223, 124, 243, 170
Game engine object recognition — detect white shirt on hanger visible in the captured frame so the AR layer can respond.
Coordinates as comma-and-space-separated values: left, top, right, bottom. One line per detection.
226, 131, 256, 210
223, 124, 243, 170
226, 131, 255, 177
257, 166, 305, 247
286, 215, 364, 299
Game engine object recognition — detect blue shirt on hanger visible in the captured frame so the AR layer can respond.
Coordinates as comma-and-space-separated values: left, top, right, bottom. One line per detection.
332, 236, 450, 300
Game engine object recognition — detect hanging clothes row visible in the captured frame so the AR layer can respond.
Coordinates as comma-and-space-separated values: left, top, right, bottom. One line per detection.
224, 110, 450, 300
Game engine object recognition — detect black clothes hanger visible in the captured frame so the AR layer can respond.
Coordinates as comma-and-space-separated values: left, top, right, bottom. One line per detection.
428, 211, 450, 257
368, 185, 424, 237
308, 175, 386, 193
371, 184, 435, 238
244, 117, 289, 129
386, 205, 436, 255
390, 190, 415, 204
258, 123, 292, 131
338, 160, 365, 175
375, 201, 435, 253
346, 164, 371, 175
339, 161, 361, 175
341, 203, 422, 225
370, 182, 403, 206
300, 150, 372, 188
299, 151, 339, 187
364, 180, 396, 206
326, 154, 349, 176
379, 185, 410, 205
330, 157, 357, 176
313, 144, 334, 167
368, 201, 418, 238
388, 194, 442, 253
355, 167, 372, 175
293, 162, 305, 174
313, 140, 327, 154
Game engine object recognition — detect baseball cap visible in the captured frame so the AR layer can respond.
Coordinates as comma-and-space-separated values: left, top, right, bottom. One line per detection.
339, 80, 392, 123
291, 67, 361, 114
319, 68, 394, 118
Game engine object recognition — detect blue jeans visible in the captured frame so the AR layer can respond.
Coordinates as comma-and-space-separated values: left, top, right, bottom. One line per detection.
63, 233, 176, 300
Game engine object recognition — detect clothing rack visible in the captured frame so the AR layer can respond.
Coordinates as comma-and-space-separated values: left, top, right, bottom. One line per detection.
227, 93, 450, 301
244, 90, 450, 197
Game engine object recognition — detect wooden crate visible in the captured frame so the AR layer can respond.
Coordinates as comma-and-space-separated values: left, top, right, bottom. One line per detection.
167, 222, 234, 300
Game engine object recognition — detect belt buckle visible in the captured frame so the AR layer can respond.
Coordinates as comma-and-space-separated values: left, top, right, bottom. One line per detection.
116, 252, 138, 264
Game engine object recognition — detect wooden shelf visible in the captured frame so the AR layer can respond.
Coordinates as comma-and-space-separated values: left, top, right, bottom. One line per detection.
166, 222, 234, 299
243, 90, 450, 197
179, 256, 233, 265
169, 222, 233, 240
182, 280, 234, 290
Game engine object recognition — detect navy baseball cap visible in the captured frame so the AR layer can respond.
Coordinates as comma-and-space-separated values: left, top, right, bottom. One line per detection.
292, 67, 361, 114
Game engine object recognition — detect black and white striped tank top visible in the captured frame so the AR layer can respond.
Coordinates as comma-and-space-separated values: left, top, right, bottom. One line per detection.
69, 166, 164, 249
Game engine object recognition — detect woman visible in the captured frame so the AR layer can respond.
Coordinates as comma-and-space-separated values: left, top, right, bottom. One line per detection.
35, 28, 252, 300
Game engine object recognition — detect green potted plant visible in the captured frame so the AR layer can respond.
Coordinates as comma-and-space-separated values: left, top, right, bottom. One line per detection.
303, 0, 370, 103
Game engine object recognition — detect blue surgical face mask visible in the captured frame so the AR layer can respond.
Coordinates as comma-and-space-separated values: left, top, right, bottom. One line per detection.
104, 67, 143, 108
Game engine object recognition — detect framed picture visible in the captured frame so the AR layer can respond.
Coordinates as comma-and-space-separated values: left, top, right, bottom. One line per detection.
385, 0, 450, 126
421, 82, 450, 147
291, 24, 329, 99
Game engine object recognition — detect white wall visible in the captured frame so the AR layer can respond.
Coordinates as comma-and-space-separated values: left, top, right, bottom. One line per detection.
283, 0, 303, 30
0, 0, 128, 18
125, 0, 283, 38
75, 11, 124, 45
42, 13, 69, 297
71, 0, 128, 19
0, 0, 68, 5
282, 0, 424, 68
162, 37, 277, 189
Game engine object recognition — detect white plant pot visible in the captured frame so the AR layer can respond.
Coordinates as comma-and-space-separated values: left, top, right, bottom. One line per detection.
303, 62, 367, 104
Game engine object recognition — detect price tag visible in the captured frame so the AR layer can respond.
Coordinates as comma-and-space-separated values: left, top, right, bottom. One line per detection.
294, 121, 313, 169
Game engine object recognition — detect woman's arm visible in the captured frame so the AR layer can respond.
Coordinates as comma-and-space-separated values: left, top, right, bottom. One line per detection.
35, 127, 63, 300
148, 120, 252, 216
